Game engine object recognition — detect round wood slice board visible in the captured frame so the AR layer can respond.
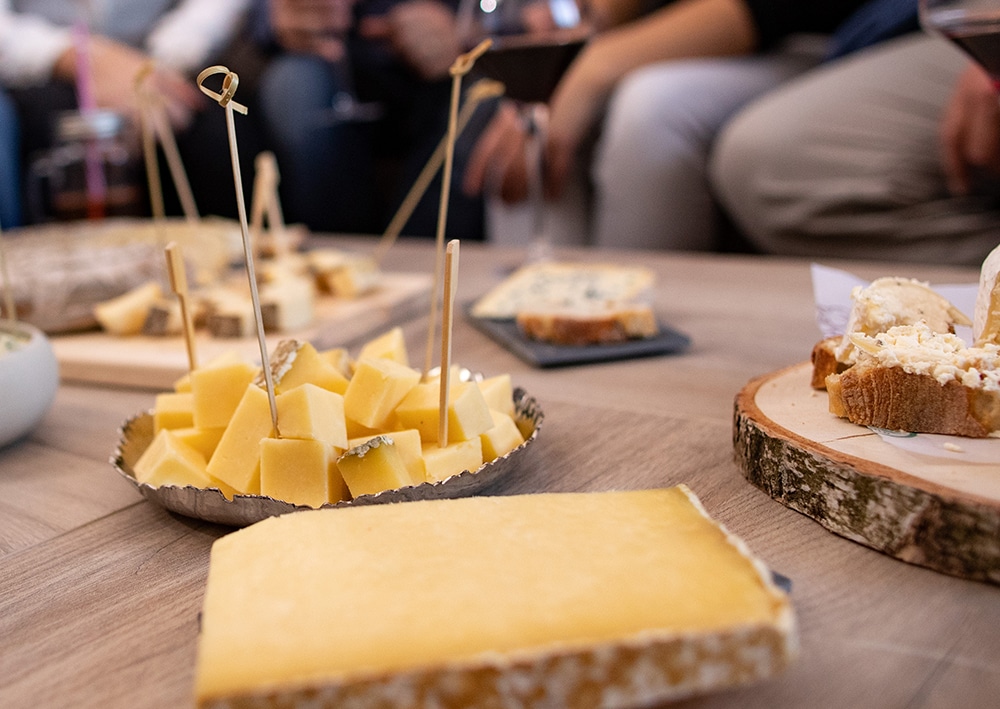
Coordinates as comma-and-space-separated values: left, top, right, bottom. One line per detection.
734, 362, 1000, 585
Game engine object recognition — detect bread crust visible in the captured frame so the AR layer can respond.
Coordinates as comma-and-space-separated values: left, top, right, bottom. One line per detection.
516, 306, 659, 346
827, 362, 1000, 437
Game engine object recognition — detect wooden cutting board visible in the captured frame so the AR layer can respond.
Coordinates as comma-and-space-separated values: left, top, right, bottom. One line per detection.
51, 272, 431, 390
734, 362, 1000, 585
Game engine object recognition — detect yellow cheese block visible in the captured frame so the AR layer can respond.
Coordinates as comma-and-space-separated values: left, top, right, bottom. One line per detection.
266, 339, 350, 396
336, 435, 416, 497
173, 351, 246, 393
169, 426, 225, 461
275, 383, 348, 450
343, 357, 421, 430
477, 374, 516, 418
153, 391, 194, 433
355, 326, 408, 366
259, 437, 347, 508
194, 487, 796, 708
206, 384, 275, 496
349, 429, 425, 483
421, 437, 483, 483
191, 360, 260, 430
479, 410, 525, 460
394, 380, 493, 445
133, 429, 236, 497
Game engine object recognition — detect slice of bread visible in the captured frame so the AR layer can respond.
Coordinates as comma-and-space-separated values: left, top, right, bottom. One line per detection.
825, 324, 1000, 437
516, 303, 659, 346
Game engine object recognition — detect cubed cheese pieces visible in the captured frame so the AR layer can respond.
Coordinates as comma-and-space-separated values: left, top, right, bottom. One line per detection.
260, 437, 347, 508
170, 426, 226, 461
349, 429, 425, 484
355, 326, 408, 366
478, 374, 516, 418
134, 429, 235, 497
94, 281, 163, 335
343, 358, 420, 430
275, 383, 348, 450
153, 391, 194, 433
192, 360, 260, 429
337, 435, 416, 497
207, 384, 275, 496
480, 410, 525, 460
260, 276, 315, 332
394, 380, 493, 444
266, 339, 350, 395
422, 437, 483, 483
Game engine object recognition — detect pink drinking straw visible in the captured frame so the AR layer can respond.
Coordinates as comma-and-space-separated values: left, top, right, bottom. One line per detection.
72, 21, 107, 219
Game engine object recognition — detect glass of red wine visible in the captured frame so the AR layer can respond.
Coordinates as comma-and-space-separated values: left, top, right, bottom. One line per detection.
458, 0, 591, 260
920, 0, 1000, 88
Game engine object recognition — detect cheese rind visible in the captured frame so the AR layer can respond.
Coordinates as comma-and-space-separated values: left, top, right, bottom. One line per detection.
194, 487, 795, 708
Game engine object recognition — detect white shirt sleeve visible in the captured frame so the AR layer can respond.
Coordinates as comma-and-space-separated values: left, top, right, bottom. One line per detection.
0, 0, 74, 88
145, 0, 252, 75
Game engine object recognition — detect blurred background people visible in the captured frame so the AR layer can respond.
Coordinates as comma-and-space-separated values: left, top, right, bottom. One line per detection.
250, 0, 494, 239
0, 0, 261, 223
0, 88, 22, 227
465, 0, 931, 252
711, 36, 999, 266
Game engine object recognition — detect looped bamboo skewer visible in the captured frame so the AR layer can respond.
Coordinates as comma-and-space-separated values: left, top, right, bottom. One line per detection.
198, 65, 279, 437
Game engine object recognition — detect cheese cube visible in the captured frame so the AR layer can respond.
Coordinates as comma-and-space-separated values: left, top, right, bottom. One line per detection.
480, 410, 526, 460
134, 429, 235, 497
194, 487, 796, 708
170, 426, 226, 461
173, 351, 246, 393
422, 437, 483, 483
207, 384, 275, 496
318, 347, 352, 377
478, 374, 516, 418
349, 429, 425, 483
153, 391, 194, 433
394, 380, 493, 444
336, 435, 415, 497
260, 276, 315, 332
343, 358, 420, 430
93, 280, 163, 336
355, 326, 408, 366
266, 339, 350, 395
191, 360, 259, 429
259, 437, 347, 508
275, 384, 348, 450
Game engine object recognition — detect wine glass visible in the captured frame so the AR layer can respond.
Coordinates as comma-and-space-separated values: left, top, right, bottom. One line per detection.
457, 0, 591, 261
919, 0, 1000, 88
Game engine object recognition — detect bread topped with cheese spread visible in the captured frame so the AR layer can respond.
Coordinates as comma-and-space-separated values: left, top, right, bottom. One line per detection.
821, 255, 1000, 438
473, 262, 659, 345
811, 277, 970, 390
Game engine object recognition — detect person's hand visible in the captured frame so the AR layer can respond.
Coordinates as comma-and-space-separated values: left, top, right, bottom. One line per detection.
940, 62, 1000, 196
54, 35, 203, 131
359, 0, 461, 80
270, 0, 357, 62
463, 99, 533, 203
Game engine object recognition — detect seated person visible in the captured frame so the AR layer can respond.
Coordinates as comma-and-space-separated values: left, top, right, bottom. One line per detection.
0, 0, 264, 223
463, 0, 909, 251
251, 0, 493, 239
711, 37, 1000, 267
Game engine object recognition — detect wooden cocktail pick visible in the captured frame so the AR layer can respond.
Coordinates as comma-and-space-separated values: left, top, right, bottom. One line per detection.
197, 65, 280, 437
374, 77, 504, 266
423, 40, 491, 378
438, 239, 460, 447
249, 151, 290, 259
135, 62, 199, 224
164, 241, 198, 373
0, 222, 15, 321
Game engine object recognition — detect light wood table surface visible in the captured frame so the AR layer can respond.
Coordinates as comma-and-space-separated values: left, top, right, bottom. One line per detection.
2, 238, 998, 709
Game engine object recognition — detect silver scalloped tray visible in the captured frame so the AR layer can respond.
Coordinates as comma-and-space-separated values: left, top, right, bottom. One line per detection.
111, 387, 543, 527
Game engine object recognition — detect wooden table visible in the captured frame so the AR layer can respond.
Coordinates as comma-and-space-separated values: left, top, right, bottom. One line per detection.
3, 238, 998, 708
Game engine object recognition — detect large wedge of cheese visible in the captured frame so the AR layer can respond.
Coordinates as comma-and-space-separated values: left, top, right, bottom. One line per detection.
194, 487, 796, 708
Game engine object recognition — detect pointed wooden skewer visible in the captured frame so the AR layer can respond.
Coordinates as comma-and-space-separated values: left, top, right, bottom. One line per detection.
136, 62, 200, 224
423, 39, 491, 378
374, 77, 503, 266
197, 65, 280, 438
0, 222, 16, 321
164, 241, 198, 373
438, 239, 460, 448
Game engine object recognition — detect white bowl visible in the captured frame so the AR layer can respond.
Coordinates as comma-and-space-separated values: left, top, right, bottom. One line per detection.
0, 320, 60, 448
